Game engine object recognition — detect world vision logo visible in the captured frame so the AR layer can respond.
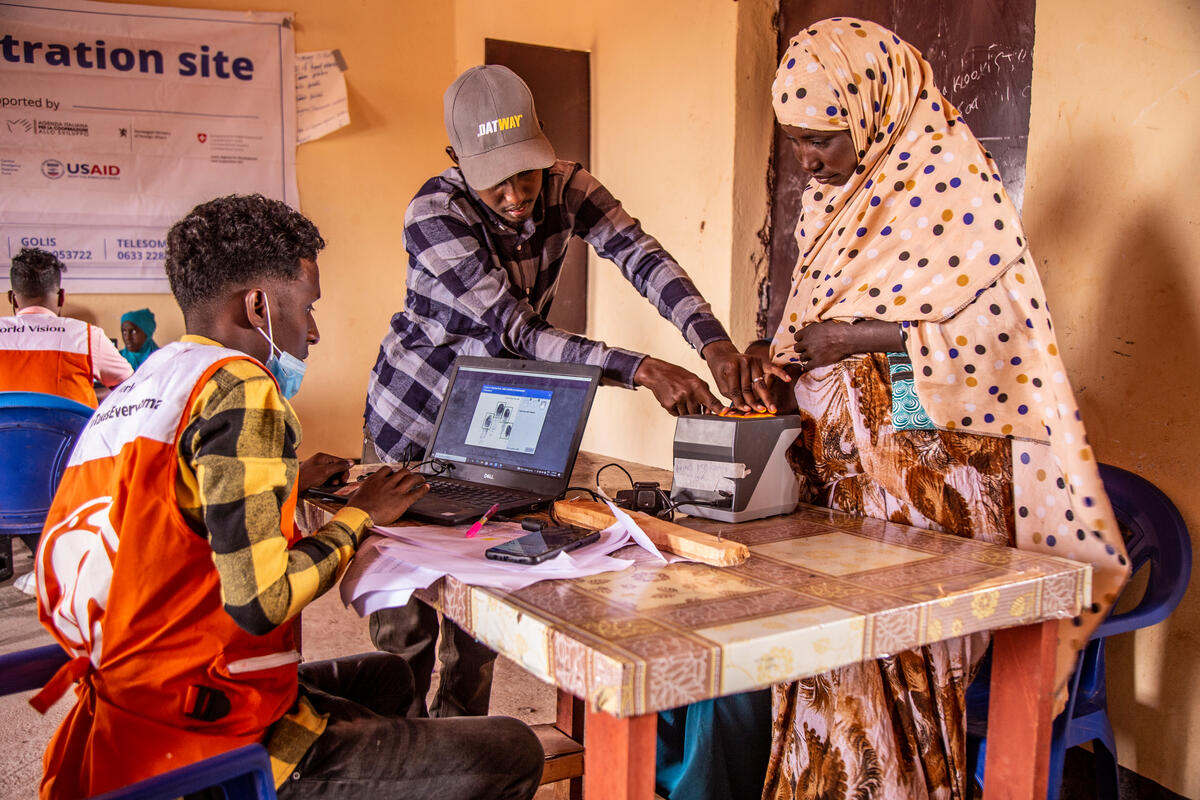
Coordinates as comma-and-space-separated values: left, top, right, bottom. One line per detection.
476, 114, 523, 137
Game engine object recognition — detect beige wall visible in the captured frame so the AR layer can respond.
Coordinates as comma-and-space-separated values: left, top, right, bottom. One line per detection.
455, 0, 749, 470
85, 0, 458, 457
732, 0, 781, 348
1024, 1, 1200, 794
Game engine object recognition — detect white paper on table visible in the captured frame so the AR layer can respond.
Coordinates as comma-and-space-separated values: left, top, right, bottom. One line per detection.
339, 520, 640, 616
296, 49, 350, 144
339, 536, 443, 613
375, 520, 527, 553
604, 499, 668, 563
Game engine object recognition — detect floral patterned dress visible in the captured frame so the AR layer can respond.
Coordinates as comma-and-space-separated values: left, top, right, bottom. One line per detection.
764, 354, 1009, 799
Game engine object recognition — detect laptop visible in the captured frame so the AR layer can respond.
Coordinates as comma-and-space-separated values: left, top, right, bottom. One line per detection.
404, 357, 602, 524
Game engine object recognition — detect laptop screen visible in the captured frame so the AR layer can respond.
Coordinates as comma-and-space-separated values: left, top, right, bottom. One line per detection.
428, 360, 599, 481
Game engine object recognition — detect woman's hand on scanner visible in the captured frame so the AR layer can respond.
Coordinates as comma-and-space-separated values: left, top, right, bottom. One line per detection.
743, 340, 799, 415
702, 339, 790, 413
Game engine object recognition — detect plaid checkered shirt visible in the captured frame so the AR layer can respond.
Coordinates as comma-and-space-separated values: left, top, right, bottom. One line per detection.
365, 160, 732, 460
176, 336, 372, 782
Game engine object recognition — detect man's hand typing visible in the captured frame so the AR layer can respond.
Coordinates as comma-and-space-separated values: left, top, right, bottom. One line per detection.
344, 467, 430, 526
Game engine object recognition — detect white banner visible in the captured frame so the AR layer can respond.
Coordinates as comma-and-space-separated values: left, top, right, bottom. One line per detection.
0, 0, 297, 293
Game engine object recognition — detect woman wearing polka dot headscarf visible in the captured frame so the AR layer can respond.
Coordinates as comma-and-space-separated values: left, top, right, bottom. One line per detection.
755, 17, 1131, 799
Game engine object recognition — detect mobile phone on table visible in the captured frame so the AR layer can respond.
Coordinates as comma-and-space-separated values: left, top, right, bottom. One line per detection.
484, 525, 601, 565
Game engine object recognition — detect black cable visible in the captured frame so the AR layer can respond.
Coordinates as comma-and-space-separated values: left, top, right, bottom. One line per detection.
595, 462, 635, 495
669, 489, 734, 512
549, 486, 601, 525
412, 458, 455, 476
664, 488, 678, 521
398, 441, 424, 471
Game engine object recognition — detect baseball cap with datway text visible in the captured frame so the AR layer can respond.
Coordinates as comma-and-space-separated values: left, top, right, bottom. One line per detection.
444, 65, 556, 190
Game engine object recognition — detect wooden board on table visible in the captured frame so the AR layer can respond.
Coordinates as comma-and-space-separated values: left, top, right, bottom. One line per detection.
553, 499, 749, 567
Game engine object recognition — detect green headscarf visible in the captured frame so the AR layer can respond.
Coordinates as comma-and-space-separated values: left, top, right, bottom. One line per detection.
119, 308, 159, 369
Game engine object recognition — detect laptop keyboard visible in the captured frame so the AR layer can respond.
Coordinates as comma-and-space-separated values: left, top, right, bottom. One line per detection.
425, 478, 531, 506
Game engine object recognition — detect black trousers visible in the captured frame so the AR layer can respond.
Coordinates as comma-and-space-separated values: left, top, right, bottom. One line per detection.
277, 652, 542, 799
368, 596, 498, 717
360, 429, 498, 718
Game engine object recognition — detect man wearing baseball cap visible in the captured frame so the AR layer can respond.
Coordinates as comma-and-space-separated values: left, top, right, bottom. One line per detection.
364, 65, 784, 717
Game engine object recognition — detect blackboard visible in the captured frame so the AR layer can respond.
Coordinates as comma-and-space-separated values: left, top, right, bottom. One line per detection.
762, 0, 1036, 336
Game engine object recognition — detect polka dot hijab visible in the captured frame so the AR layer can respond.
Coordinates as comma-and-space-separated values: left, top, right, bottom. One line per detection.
771, 18, 1129, 702
771, 18, 1025, 331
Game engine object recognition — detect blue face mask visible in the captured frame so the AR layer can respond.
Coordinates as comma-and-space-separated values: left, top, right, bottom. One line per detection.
255, 295, 307, 399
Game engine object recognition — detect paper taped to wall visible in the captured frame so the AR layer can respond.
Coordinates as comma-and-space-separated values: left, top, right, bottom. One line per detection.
296, 49, 350, 144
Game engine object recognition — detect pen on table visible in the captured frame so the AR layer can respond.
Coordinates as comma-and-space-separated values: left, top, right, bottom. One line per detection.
465, 503, 500, 538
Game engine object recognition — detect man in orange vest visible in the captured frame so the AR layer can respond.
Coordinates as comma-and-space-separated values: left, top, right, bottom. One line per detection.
33, 194, 544, 799
2, 247, 132, 595
2, 247, 132, 407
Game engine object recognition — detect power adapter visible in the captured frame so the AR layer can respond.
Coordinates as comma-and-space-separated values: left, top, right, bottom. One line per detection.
614, 481, 671, 517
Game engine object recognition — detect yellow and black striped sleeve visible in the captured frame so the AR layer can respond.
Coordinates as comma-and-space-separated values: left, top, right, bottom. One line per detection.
177, 358, 371, 635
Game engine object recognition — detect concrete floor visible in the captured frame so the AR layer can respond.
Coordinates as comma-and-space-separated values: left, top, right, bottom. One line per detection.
0, 543, 561, 799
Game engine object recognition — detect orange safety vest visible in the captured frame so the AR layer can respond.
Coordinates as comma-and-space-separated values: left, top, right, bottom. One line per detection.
34, 340, 301, 799
0, 313, 98, 407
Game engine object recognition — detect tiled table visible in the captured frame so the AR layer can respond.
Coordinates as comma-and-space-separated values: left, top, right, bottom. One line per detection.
407, 453, 1091, 800
304, 452, 1088, 799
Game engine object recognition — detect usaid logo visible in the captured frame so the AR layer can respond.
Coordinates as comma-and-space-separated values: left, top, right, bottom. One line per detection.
67, 163, 120, 176
41, 158, 64, 179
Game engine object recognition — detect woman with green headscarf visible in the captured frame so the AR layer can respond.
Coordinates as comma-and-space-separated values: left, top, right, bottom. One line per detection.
119, 308, 159, 369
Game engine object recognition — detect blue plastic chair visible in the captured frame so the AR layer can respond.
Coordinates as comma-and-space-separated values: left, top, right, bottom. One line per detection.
0, 391, 93, 580
87, 743, 277, 800
966, 463, 1192, 799
0, 643, 69, 694
0, 644, 277, 799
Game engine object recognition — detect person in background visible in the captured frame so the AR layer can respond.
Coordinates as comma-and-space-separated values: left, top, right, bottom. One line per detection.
1, 247, 132, 596
118, 307, 159, 369
32, 194, 544, 800
1, 247, 132, 407
747, 19, 1129, 798
364, 63, 787, 721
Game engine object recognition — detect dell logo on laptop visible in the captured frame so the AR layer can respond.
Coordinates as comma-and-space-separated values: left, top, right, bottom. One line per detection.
483, 472, 494, 480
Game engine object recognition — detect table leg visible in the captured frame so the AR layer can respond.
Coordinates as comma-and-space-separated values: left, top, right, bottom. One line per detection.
983, 619, 1058, 799
583, 706, 656, 800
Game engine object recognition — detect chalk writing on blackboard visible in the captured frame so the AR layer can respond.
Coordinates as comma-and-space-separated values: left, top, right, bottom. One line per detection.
943, 43, 1032, 122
